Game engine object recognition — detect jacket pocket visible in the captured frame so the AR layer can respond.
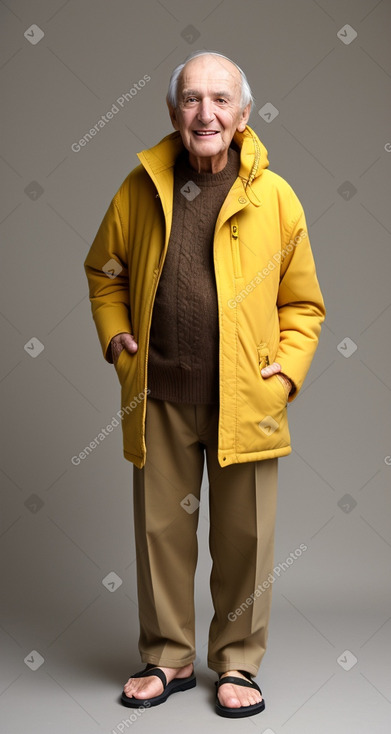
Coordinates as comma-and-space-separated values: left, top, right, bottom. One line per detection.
269, 373, 289, 404
257, 342, 270, 370
275, 373, 291, 400
114, 348, 138, 396
230, 219, 242, 278
257, 342, 287, 404
114, 345, 128, 373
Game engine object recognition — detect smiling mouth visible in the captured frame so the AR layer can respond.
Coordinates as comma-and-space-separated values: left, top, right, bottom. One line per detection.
193, 130, 219, 136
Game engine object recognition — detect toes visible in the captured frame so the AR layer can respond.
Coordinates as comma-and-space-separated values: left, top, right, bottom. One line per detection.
218, 684, 263, 709
123, 675, 163, 700
245, 693, 262, 707
222, 694, 241, 708
123, 684, 135, 695
130, 688, 147, 699
123, 684, 146, 699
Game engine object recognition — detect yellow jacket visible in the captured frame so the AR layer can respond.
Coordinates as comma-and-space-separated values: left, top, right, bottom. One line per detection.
84, 125, 325, 468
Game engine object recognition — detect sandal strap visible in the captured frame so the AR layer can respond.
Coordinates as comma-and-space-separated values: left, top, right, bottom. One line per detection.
216, 673, 262, 696
130, 663, 196, 692
217, 670, 253, 683
238, 669, 253, 681
217, 676, 255, 689
137, 664, 167, 689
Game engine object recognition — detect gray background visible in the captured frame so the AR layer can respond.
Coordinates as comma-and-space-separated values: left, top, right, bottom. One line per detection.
1, 0, 390, 732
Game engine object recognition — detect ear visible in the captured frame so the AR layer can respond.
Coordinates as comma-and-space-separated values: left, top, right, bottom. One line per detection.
167, 99, 180, 131
237, 102, 252, 132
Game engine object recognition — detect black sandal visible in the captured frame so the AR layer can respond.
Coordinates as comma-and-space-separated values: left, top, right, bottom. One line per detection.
215, 670, 265, 718
121, 663, 196, 708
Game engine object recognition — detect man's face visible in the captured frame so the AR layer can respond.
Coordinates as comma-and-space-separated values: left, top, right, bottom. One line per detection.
168, 55, 251, 173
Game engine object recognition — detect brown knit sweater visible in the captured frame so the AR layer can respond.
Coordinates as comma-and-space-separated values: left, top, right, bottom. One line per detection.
148, 145, 240, 404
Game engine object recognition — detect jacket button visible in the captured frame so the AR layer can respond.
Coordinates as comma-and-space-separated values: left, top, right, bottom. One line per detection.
238, 196, 247, 204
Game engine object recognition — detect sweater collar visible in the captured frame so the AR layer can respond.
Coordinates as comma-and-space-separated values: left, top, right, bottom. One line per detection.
137, 125, 269, 191
174, 145, 240, 184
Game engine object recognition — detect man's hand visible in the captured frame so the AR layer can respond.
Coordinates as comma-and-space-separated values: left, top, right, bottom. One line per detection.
110, 332, 138, 365
261, 361, 293, 397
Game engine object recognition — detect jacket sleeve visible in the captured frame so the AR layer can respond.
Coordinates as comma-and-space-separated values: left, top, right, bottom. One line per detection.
274, 193, 326, 402
84, 192, 132, 364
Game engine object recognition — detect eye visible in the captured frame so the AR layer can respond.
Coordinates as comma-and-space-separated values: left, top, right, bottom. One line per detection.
216, 98, 227, 104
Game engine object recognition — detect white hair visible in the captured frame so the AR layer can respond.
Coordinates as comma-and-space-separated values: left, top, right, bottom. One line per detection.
166, 50, 254, 113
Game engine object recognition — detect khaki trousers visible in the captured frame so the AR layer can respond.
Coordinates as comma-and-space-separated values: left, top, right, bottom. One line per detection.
132, 397, 278, 676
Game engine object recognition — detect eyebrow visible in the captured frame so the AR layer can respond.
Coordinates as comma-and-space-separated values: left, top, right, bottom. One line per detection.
181, 89, 233, 99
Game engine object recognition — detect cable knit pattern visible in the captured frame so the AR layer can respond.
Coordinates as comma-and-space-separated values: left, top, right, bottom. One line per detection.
148, 145, 240, 403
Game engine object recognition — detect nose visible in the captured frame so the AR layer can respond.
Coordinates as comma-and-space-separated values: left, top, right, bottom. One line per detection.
197, 98, 215, 124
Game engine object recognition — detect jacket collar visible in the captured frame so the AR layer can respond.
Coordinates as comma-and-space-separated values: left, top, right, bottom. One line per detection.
137, 125, 269, 193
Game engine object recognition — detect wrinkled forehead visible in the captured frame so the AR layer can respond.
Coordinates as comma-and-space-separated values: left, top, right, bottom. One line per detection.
179, 57, 242, 99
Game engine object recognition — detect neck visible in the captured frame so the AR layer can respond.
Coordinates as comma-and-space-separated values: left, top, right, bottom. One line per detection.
188, 150, 229, 174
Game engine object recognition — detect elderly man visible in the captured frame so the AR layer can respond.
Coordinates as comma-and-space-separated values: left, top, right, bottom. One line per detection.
84, 50, 325, 718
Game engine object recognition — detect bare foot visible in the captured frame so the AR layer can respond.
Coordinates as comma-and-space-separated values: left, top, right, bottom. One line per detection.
217, 670, 263, 709
123, 663, 193, 700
